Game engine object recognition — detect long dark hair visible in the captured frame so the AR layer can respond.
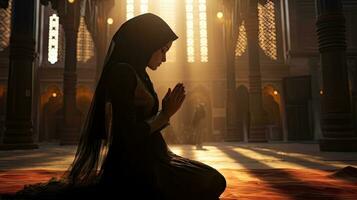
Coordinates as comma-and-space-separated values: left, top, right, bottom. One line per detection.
65, 13, 178, 185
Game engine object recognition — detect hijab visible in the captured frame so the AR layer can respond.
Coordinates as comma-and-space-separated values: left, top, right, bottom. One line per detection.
66, 13, 178, 185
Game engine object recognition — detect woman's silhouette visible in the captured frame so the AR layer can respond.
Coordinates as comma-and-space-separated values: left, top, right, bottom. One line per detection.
5, 13, 226, 200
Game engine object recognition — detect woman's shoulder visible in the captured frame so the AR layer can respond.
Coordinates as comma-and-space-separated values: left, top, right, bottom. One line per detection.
106, 62, 139, 84
108, 62, 136, 76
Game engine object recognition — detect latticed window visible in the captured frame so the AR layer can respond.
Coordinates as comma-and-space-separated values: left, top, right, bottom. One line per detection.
0, 0, 12, 51
235, 0, 277, 60
185, 0, 208, 63
235, 21, 247, 57
258, 0, 277, 60
77, 16, 95, 63
48, 15, 94, 64
48, 13, 60, 64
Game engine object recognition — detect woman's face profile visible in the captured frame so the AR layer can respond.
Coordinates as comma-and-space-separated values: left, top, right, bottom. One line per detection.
147, 41, 173, 70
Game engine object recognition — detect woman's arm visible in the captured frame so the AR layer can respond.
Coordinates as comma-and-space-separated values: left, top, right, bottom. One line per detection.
107, 63, 170, 138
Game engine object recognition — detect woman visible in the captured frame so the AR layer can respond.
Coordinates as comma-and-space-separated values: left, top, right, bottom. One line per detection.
5, 13, 226, 200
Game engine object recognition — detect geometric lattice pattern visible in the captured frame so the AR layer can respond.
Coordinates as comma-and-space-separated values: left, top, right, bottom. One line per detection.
235, 21, 247, 57
48, 14, 59, 64
185, 0, 195, 63
198, 0, 208, 62
0, 0, 12, 51
77, 17, 95, 63
235, 0, 277, 60
258, 0, 277, 60
185, 0, 208, 63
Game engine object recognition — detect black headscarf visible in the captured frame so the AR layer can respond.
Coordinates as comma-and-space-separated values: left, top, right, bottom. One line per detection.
66, 13, 178, 185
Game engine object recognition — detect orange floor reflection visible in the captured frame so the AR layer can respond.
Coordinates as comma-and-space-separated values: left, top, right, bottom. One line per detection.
1, 143, 357, 199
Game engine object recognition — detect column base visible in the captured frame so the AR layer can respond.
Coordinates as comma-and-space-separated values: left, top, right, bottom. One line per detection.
319, 138, 357, 152
248, 126, 267, 142
0, 143, 38, 150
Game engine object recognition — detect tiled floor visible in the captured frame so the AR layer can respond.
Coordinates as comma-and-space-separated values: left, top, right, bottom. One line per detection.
1, 142, 357, 171
1, 142, 357, 199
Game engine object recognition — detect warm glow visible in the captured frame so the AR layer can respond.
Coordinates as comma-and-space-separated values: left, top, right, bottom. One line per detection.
141, 0, 149, 13
77, 17, 95, 62
52, 92, 57, 98
126, 0, 134, 20
186, 0, 195, 63
107, 17, 113, 25
216, 11, 223, 19
258, 0, 277, 60
159, 0, 177, 62
273, 90, 278, 96
68, 0, 75, 3
320, 90, 324, 95
199, 0, 208, 62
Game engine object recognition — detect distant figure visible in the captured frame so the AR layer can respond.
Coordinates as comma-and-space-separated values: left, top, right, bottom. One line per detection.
192, 103, 206, 150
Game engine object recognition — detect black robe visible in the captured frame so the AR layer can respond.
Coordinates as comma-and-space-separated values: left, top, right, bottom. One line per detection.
98, 62, 226, 200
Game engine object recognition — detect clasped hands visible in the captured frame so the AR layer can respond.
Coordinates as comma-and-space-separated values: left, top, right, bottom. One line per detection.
161, 83, 186, 119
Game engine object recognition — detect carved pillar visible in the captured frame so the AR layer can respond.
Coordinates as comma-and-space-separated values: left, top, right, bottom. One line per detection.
223, 0, 240, 141
1, 0, 38, 150
59, 1, 81, 145
316, 0, 357, 151
246, 0, 267, 142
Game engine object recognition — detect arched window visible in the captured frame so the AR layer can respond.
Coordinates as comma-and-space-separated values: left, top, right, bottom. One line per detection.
235, 0, 277, 60
0, 0, 12, 51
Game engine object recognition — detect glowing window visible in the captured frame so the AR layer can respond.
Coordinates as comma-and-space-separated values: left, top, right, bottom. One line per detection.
186, 0, 208, 63
141, 0, 148, 14
126, 0, 135, 20
258, 0, 277, 60
235, 21, 247, 57
0, 0, 12, 51
235, 0, 277, 60
77, 17, 95, 62
48, 14, 59, 64
185, 0, 195, 62
198, 0, 208, 62
159, 0, 176, 62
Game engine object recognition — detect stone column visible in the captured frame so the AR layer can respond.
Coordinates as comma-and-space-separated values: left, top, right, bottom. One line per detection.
308, 57, 323, 140
316, 0, 357, 151
60, 1, 81, 145
246, 0, 267, 142
1, 0, 38, 150
347, 58, 357, 136
223, 0, 240, 141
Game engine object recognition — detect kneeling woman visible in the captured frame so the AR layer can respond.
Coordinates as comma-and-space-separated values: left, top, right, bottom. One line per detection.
7, 13, 226, 200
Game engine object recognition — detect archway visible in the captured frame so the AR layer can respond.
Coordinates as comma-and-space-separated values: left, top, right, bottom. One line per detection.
40, 85, 63, 142
263, 85, 283, 140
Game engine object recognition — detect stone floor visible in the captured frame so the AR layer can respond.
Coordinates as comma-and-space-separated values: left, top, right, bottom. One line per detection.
1, 142, 357, 199
1, 142, 357, 172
